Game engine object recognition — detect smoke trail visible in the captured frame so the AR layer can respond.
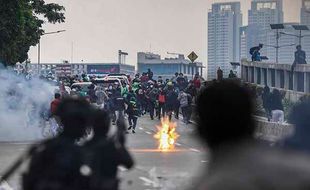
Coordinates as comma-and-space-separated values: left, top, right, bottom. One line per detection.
0, 68, 55, 142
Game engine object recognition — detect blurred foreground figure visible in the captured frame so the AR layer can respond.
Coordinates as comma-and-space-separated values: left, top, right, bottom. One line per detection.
196, 80, 310, 190
84, 110, 134, 190
284, 98, 310, 153
23, 98, 92, 190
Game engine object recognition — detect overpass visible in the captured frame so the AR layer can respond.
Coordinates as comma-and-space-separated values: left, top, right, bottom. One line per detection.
241, 59, 310, 101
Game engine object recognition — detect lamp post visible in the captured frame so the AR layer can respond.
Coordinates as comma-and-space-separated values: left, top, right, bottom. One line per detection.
37, 30, 66, 74
280, 25, 310, 47
270, 24, 285, 63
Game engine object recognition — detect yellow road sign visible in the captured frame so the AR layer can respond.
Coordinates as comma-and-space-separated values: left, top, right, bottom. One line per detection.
188, 51, 198, 63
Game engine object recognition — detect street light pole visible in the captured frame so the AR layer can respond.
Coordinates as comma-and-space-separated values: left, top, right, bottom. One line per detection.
38, 40, 41, 74
276, 29, 279, 63
37, 30, 66, 75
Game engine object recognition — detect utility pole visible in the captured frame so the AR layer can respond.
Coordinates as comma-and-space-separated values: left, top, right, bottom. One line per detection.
37, 30, 66, 75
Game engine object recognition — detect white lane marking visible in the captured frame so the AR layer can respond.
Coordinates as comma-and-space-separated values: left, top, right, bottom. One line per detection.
145, 131, 152, 135
175, 143, 181, 146
190, 148, 201, 153
139, 177, 158, 187
139, 127, 143, 130
0, 180, 14, 190
118, 166, 127, 172
201, 160, 208, 163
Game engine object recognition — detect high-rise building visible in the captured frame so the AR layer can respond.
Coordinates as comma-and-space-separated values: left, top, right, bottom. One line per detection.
207, 2, 242, 80
300, 0, 310, 64
301, 0, 310, 26
249, 0, 283, 29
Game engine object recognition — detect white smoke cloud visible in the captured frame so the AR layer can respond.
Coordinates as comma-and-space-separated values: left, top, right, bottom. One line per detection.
0, 68, 55, 142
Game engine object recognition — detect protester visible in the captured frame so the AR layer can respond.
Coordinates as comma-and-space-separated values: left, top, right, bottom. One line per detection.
95, 86, 108, 109
262, 85, 272, 121
157, 87, 166, 120
250, 43, 263, 61
193, 73, 201, 89
178, 89, 191, 124
228, 70, 237, 78
146, 84, 158, 120
270, 89, 284, 123
176, 73, 187, 90
50, 93, 61, 116
165, 83, 178, 121
49, 92, 62, 136
113, 86, 126, 123
216, 67, 223, 81
126, 97, 140, 133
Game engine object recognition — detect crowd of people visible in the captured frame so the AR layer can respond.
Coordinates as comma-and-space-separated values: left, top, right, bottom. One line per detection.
16, 79, 310, 190
52, 70, 206, 134
2, 69, 310, 190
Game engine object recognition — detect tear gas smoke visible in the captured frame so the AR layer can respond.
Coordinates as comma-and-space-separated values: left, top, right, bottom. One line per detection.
0, 68, 55, 142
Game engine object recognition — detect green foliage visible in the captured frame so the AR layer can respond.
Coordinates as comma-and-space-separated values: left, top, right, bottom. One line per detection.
0, 0, 65, 66
283, 98, 294, 120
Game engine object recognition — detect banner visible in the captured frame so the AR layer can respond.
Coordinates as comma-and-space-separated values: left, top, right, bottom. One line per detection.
87, 65, 120, 75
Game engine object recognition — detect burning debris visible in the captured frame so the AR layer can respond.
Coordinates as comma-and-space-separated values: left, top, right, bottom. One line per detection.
154, 117, 179, 151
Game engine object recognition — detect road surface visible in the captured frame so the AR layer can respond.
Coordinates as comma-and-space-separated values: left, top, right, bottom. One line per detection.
0, 115, 208, 190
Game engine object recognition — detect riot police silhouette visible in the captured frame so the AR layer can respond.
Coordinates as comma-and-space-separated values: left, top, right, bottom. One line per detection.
84, 109, 134, 190
22, 98, 93, 190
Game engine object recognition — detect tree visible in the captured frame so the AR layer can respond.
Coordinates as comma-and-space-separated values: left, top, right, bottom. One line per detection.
0, 0, 65, 66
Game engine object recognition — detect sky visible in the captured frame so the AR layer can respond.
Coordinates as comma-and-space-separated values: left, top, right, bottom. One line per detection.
28, 0, 302, 68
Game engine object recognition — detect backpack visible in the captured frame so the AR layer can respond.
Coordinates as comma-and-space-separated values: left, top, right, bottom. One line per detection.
158, 94, 165, 103
249, 47, 256, 55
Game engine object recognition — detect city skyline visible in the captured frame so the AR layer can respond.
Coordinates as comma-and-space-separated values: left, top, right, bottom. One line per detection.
28, 0, 302, 76
207, 2, 242, 80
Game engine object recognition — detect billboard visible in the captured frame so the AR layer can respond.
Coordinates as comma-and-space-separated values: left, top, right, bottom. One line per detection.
55, 64, 71, 77
87, 65, 120, 75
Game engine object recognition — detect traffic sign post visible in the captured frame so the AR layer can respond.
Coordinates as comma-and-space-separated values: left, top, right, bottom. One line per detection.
188, 51, 198, 79
188, 51, 198, 63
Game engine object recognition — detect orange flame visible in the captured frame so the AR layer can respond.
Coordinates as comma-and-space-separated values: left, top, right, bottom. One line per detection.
154, 117, 179, 151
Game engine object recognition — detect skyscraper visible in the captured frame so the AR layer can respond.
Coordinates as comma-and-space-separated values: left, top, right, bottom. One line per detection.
301, 0, 310, 26
300, 0, 310, 64
249, 0, 283, 29
207, 2, 242, 80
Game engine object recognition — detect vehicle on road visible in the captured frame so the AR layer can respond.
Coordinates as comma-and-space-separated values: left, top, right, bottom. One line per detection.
106, 74, 130, 86
71, 82, 93, 91
93, 78, 122, 89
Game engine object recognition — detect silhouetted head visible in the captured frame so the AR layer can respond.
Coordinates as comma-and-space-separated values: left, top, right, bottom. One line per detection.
55, 98, 92, 139
259, 44, 263, 48
263, 85, 270, 94
92, 109, 111, 138
196, 80, 255, 150
296, 45, 302, 50
272, 89, 281, 98
54, 93, 61, 99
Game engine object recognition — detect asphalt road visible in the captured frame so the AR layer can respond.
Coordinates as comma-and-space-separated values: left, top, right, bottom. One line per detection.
0, 115, 208, 190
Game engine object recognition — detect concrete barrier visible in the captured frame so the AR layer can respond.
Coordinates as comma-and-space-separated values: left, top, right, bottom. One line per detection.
254, 116, 295, 142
